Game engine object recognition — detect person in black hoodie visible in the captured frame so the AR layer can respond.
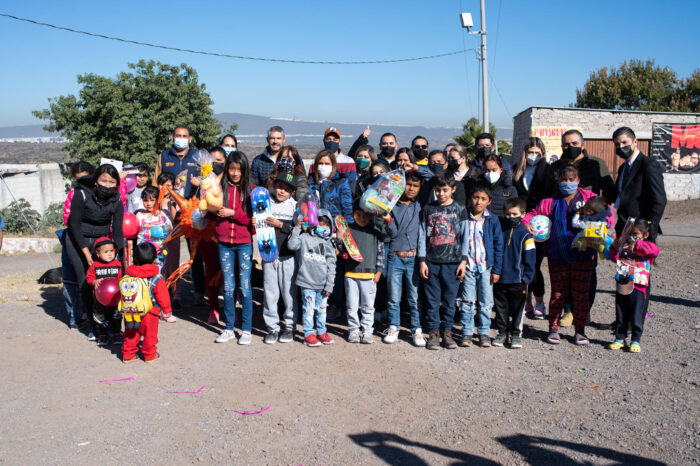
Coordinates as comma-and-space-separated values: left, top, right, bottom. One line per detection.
479, 155, 518, 220
67, 164, 124, 341
512, 137, 556, 319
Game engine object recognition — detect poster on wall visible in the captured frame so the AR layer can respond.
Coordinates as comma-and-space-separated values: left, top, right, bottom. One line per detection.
651, 123, 700, 173
530, 126, 583, 162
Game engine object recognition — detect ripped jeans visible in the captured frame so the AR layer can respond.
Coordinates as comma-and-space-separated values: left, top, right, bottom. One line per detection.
301, 289, 328, 338
217, 242, 253, 332
458, 266, 493, 337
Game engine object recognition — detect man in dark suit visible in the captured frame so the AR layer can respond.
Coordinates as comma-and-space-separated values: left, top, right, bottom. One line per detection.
612, 127, 667, 239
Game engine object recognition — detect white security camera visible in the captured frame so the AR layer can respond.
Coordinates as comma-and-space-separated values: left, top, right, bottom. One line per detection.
460, 12, 474, 31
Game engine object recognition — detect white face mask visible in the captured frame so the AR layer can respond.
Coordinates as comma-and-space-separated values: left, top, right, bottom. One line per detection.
486, 171, 501, 184
526, 154, 540, 166
223, 146, 235, 155
317, 165, 332, 180
174, 137, 189, 150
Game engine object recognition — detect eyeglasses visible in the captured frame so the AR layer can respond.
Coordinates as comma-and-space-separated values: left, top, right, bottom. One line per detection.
413, 144, 428, 150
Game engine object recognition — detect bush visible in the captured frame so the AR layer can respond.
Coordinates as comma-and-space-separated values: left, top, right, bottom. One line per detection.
0, 198, 41, 234
41, 202, 64, 230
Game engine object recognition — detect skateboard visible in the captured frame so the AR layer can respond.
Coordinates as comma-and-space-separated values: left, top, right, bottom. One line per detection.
298, 192, 318, 231
360, 169, 406, 215
334, 215, 363, 262
251, 187, 278, 262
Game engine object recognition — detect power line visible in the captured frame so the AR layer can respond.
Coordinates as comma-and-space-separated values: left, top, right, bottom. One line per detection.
0, 12, 470, 65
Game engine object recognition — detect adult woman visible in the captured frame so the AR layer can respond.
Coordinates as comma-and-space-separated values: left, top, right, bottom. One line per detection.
264, 145, 309, 201
219, 133, 238, 157
66, 164, 124, 338
308, 150, 353, 223
512, 137, 556, 319
214, 151, 254, 345
354, 144, 376, 183
479, 155, 518, 218
354, 158, 390, 199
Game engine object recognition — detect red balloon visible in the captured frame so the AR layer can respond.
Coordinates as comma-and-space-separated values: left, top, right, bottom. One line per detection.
122, 212, 139, 239
95, 278, 121, 307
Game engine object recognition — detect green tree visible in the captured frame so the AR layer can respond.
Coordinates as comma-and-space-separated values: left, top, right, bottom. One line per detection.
455, 117, 512, 159
33, 60, 226, 167
0, 199, 41, 234
676, 69, 700, 112
574, 59, 685, 111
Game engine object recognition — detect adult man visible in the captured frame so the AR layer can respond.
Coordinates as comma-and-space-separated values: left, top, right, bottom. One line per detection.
313, 127, 357, 190
418, 150, 467, 206
251, 126, 285, 187
411, 136, 430, 166
348, 127, 398, 165
154, 125, 199, 198
551, 129, 616, 203
612, 126, 666, 238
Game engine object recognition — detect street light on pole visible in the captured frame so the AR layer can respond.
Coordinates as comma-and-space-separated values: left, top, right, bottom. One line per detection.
460, 0, 489, 138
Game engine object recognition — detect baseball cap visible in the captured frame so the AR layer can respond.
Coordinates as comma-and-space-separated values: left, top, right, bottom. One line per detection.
274, 171, 297, 190
324, 127, 341, 139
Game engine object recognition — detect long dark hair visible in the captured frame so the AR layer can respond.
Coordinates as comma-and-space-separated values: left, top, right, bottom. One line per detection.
514, 137, 546, 182
92, 164, 121, 187
221, 150, 252, 213
265, 145, 307, 187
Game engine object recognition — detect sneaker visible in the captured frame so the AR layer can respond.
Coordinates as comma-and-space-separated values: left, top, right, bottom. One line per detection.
238, 331, 252, 345
215, 329, 236, 343
318, 332, 334, 345
524, 303, 534, 319
426, 330, 441, 350
304, 334, 321, 347
361, 333, 374, 344
547, 331, 561, 344
87, 331, 97, 341
479, 334, 491, 348
492, 333, 507, 347
608, 339, 625, 350
164, 314, 177, 323
97, 335, 109, 347
510, 335, 523, 349
348, 330, 361, 343
574, 332, 590, 345
459, 334, 472, 347
207, 310, 220, 324
629, 341, 641, 353
412, 329, 426, 347
263, 331, 278, 345
68, 321, 79, 330
144, 352, 160, 363
278, 329, 294, 343
122, 355, 139, 364
383, 326, 399, 344
560, 310, 574, 327
533, 302, 546, 319
442, 330, 457, 349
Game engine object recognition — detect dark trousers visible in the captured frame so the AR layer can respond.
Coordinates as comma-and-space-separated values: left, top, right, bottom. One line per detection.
186, 238, 205, 295
614, 288, 648, 343
528, 242, 546, 298
423, 261, 460, 332
548, 261, 595, 333
493, 282, 527, 337
93, 302, 121, 337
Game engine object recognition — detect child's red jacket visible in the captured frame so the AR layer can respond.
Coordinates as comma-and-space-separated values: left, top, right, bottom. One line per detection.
86, 258, 122, 286
124, 264, 172, 316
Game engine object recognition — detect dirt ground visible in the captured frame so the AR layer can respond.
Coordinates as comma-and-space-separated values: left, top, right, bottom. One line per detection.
0, 201, 698, 465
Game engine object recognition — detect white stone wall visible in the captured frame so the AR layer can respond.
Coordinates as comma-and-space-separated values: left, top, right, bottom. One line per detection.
0, 163, 68, 213
663, 173, 700, 201
1, 237, 59, 256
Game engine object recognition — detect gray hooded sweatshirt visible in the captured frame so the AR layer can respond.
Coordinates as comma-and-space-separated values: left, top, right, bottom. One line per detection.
287, 209, 337, 293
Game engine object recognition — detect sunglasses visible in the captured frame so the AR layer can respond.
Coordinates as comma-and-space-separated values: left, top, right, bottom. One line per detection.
413, 144, 428, 150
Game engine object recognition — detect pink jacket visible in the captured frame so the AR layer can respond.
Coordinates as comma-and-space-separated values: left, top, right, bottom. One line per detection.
523, 188, 614, 226
63, 189, 75, 226
609, 240, 659, 294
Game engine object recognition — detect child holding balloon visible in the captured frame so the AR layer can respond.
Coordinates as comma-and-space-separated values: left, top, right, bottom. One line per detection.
86, 237, 123, 346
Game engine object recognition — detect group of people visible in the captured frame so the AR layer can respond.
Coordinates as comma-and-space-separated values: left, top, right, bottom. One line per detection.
58, 122, 667, 362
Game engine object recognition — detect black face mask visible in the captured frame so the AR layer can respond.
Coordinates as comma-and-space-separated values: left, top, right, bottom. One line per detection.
507, 216, 522, 228
414, 148, 428, 160
477, 146, 492, 160
212, 162, 225, 175
428, 163, 445, 175
562, 146, 583, 160
324, 141, 340, 153
95, 184, 117, 199
616, 145, 634, 160
380, 146, 396, 158
447, 159, 461, 171
77, 175, 93, 188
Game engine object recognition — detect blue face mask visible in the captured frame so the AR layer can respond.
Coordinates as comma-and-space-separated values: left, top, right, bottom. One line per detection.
429, 163, 444, 175
324, 141, 340, 153
559, 181, 579, 195
315, 226, 331, 239
223, 146, 235, 155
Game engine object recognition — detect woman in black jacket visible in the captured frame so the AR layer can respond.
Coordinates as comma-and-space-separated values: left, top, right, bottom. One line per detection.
478, 154, 518, 219
511, 137, 557, 319
66, 164, 124, 335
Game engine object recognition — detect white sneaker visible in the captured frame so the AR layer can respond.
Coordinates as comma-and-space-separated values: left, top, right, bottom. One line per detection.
383, 325, 400, 344
215, 329, 236, 343
238, 331, 252, 345
412, 329, 426, 347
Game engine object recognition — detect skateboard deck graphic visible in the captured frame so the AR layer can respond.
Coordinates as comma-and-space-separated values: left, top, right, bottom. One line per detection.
252, 187, 278, 262
335, 215, 363, 262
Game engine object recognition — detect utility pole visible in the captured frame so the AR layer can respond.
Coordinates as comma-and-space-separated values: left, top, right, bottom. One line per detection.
461, 1, 490, 139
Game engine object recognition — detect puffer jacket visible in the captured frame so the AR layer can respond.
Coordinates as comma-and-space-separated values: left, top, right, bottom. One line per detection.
479, 172, 518, 219
309, 172, 354, 224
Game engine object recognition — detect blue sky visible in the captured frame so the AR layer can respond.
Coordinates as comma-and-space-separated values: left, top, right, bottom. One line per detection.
1, 0, 698, 130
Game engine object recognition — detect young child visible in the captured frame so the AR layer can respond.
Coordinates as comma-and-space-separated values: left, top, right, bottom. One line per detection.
262, 172, 299, 344
492, 198, 535, 348
608, 219, 659, 353
381, 171, 424, 346
336, 200, 385, 344
85, 237, 123, 346
571, 196, 612, 250
157, 172, 181, 305
127, 162, 151, 213
418, 172, 470, 350
121, 242, 173, 363
457, 182, 504, 348
287, 208, 337, 347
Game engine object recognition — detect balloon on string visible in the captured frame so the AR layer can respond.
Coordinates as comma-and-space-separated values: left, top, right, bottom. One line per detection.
123, 212, 139, 239
125, 174, 137, 192
95, 278, 121, 307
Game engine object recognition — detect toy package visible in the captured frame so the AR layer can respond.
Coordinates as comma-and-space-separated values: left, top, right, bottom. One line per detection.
360, 169, 406, 215
193, 150, 223, 213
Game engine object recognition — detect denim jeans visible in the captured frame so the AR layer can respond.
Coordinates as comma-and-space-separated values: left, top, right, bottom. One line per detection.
301, 288, 328, 337
62, 282, 81, 326
422, 261, 461, 332
217, 242, 253, 332
386, 253, 421, 331
458, 267, 493, 337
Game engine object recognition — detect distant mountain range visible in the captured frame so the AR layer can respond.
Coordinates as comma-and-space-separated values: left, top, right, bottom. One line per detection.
0, 113, 513, 148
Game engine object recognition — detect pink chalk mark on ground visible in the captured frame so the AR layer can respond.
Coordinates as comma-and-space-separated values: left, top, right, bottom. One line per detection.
169, 385, 206, 394
646, 312, 654, 317
99, 377, 135, 383
233, 404, 271, 415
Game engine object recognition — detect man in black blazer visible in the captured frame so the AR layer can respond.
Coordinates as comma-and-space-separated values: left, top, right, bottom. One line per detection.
612, 127, 667, 239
